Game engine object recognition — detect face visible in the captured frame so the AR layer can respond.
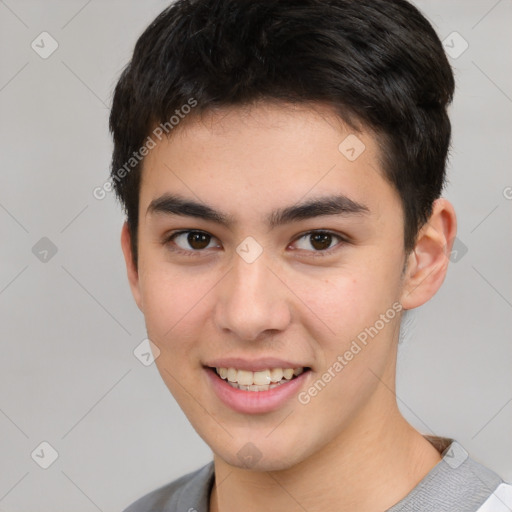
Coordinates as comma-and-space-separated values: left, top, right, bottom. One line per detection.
124, 101, 413, 471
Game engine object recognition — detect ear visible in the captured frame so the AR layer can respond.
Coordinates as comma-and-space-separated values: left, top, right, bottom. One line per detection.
120, 222, 143, 311
400, 198, 457, 310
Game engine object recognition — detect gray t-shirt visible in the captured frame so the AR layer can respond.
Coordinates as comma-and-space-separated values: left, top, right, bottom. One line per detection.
123, 436, 511, 512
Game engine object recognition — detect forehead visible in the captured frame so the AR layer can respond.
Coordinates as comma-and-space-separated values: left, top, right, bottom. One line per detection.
139, 101, 400, 226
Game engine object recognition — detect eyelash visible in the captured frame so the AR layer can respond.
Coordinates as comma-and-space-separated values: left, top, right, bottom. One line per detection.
162, 230, 348, 258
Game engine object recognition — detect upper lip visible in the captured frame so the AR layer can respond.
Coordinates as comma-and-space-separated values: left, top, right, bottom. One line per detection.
204, 357, 310, 372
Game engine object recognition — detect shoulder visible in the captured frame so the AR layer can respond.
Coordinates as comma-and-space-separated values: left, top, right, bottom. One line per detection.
389, 438, 512, 512
477, 482, 512, 511
122, 461, 215, 512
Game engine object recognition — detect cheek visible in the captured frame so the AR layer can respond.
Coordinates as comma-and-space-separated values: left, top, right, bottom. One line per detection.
301, 269, 401, 340
138, 264, 214, 349
140, 269, 211, 403
293, 259, 403, 390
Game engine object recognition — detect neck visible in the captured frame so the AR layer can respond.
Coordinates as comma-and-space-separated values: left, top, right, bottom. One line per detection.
210, 389, 442, 512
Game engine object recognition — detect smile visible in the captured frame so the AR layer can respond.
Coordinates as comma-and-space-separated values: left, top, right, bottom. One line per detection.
214, 367, 306, 391
205, 361, 312, 413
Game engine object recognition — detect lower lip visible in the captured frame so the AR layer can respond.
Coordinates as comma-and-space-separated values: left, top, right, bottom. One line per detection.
205, 367, 310, 414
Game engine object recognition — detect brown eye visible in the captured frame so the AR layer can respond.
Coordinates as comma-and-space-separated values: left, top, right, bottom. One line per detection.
292, 230, 345, 254
186, 231, 211, 249
168, 230, 218, 252
309, 232, 334, 250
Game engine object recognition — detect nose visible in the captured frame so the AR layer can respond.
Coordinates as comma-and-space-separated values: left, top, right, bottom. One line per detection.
214, 251, 292, 342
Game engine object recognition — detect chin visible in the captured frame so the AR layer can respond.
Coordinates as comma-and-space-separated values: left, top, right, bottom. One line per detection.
218, 450, 302, 472
210, 433, 315, 473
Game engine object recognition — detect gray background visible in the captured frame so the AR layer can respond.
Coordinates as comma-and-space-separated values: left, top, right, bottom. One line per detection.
0, 0, 511, 510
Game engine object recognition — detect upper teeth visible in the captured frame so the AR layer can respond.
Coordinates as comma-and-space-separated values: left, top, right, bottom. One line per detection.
216, 367, 304, 385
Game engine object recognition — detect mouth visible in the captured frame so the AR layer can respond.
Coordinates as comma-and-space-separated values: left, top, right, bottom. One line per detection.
208, 366, 311, 391
204, 363, 312, 414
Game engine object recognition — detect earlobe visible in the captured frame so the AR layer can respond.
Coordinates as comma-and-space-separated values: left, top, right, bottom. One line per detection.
400, 199, 457, 310
120, 222, 143, 311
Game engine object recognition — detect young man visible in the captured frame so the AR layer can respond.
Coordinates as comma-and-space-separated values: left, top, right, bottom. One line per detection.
109, 0, 511, 510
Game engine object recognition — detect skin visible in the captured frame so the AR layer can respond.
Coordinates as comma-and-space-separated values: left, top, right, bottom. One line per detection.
121, 101, 457, 512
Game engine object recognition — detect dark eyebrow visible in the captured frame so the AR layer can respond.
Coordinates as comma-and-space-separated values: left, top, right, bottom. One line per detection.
147, 194, 235, 226
268, 194, 369, 228
147, 193, 369, 229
